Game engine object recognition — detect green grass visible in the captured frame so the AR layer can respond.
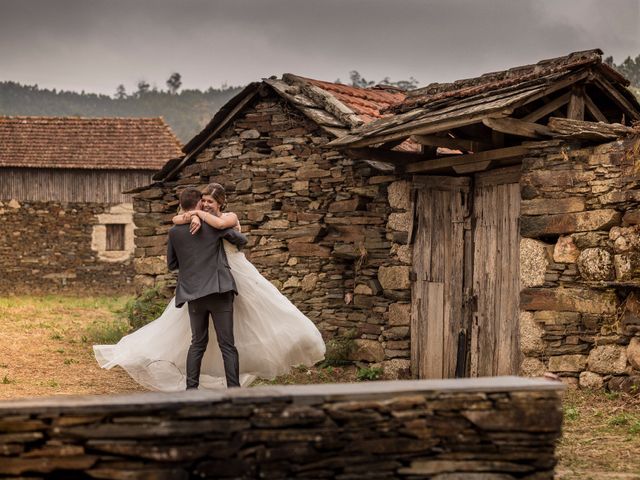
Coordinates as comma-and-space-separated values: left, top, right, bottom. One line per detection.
84, 319, 130, 345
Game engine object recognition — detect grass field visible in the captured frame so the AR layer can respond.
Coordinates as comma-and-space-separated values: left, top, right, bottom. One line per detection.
0, 296, 639, 478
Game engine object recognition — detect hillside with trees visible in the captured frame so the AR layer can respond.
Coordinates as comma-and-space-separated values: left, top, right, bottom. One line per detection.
0, 76, 243, 143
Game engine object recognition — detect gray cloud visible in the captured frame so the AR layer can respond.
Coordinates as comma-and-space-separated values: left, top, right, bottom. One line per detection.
0, 0, 638, 95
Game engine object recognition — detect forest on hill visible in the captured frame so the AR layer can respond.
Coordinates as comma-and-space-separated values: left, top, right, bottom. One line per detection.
0, 56, 637, 145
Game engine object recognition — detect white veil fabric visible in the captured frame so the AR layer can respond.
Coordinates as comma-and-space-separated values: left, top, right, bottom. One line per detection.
94, 242, 326, 391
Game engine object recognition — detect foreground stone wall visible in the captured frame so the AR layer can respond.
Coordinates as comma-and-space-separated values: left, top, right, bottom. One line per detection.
0, 200, 135, 295
132, 94, 412, 375
0, 377, 563, 479
519, 137, 640, 392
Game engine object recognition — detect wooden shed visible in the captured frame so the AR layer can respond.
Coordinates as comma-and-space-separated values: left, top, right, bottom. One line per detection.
328, 49, 640, 384
0, 116, 182, 293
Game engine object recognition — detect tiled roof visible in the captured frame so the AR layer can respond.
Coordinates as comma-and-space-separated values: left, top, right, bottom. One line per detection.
394, 49, 624, 113
0, 116, 183, 170
303, 78, 406, 123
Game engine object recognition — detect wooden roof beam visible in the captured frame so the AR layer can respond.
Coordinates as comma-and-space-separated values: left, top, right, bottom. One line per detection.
405, 145, 530, 174
594, 76, 640, 122
482, 117, 552, 139
521, 92, 571, 122
583, 91, 608, 123
346, 147, 436, 166
567, 85, 585, 120
411, 134, 492, 152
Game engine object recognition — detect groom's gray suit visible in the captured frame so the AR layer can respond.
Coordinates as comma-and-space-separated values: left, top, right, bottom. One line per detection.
167, 222, 247, 389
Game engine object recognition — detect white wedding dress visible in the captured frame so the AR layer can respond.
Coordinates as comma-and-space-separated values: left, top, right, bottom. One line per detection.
94, 242, 326, 390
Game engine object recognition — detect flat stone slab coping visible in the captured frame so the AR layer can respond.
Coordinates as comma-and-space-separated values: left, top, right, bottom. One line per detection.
0, 376, 564, 413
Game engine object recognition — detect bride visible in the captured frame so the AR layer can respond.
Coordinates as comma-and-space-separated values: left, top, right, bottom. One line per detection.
94, 183, 326, 390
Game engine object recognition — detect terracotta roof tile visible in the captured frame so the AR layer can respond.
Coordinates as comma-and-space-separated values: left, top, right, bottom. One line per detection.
0, 116, 183, 170
303, 78, 406, 122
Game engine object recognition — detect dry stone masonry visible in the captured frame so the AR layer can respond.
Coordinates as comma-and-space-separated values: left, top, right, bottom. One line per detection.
132, 95, 412, 377
0, 377, 564, 479
519, 137, 640, 392
0, 200, 134, 294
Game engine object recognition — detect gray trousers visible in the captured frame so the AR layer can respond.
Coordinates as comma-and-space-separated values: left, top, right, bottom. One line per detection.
186, 291, 240, 389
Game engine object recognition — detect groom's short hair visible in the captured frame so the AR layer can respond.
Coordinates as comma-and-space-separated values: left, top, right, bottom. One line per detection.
179, 188, 202, 211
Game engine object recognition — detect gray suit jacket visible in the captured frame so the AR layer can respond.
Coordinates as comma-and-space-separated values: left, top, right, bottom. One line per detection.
166, 223, 248, 308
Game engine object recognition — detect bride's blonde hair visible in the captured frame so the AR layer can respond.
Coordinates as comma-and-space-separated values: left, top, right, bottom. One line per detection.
202, 183, 227, 211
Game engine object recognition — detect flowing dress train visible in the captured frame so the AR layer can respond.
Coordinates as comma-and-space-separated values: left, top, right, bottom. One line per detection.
94, 241, 326, 390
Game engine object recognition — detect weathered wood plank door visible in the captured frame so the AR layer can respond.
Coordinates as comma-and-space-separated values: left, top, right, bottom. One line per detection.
411, 176, 471, 379
470, 167, 521, 376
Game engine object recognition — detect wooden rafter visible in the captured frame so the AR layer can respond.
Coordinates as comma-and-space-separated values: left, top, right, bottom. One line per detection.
405, 145, 529, 174
594, 76, 640, 121
583, 92, 608, 123
482, 117, 552, 139
410, 134, 492, 152
346, 147, 433, 166
521, 92, 571, 122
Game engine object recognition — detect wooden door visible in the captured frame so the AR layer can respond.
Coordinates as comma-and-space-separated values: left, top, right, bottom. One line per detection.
470, 167, 521, 376
411, 176, 471, 379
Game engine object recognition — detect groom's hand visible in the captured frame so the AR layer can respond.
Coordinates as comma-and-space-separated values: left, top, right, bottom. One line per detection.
190, 216, 202, 235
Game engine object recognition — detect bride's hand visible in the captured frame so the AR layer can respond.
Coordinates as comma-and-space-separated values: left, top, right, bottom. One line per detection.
190, 216, 202, 235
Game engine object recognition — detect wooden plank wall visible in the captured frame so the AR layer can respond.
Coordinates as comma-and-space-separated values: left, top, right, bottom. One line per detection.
412, 177, 469, 379
0, 168, 154, 204
472, 174, 520, 376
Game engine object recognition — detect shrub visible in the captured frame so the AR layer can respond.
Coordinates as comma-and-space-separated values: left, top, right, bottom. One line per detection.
356, 366, 383, 382
85, 319, 130, 344
121, 288, 167, 331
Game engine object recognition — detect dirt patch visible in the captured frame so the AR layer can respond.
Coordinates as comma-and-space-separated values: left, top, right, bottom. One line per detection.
557, 388, 640, 479
1, 296, 639, 478
0, 296, 143, 400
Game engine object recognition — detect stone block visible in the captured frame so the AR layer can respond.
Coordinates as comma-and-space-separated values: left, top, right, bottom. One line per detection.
378, 266, 411, 290
387, 212, 412, 233
296, 166, 330, 180
520, 357, 546, 377
218, 144, 242, 158
520, 287, 618, 314
381, 359, 411, 380
576, 248, 614, 281
521, 209, 621, 237
626, 337, 640, 370
239, 129, 260, 139
287, 243, 331, 257
520, 197, 586, 216
553, 236, 579, 263
548, 354, 587, 372
283, 277, 300, 289
328, 198, 361, 213
351, 339, 384, 362
608, 375, 640, 393
134, 256, 167, 275
300, 274, 318, 294
388, 303, 411, 326
520, 311, 544, 356
579, 371, 604, 389
388, 181, 411, 210
8, 199, 20, 209
623, 209, 640, 225
614, 252, 640, 281
587, 345, 627, 374
520, 238, 549, 288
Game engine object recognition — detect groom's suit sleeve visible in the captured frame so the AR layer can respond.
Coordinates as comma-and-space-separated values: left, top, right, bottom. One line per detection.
167, 231, 179, 271
222, 229, 248, 248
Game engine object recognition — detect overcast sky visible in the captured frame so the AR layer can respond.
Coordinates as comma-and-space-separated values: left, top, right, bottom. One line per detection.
1, 0, 638, 96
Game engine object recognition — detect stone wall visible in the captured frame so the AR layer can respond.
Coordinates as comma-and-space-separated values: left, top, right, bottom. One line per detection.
0, 377, 564, 479
132, 95, 412, 375
519, 137, 640, 392
0, 200, 135, 295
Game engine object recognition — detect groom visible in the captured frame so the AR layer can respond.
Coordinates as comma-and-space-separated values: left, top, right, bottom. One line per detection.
166, 187, 247, 389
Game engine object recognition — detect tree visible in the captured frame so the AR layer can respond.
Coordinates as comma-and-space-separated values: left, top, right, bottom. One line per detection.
605, 54, 640, 88
349, 71, 375, 88
342, 70, 419, 91
136, 80, 150, 97
115, 84, 127, 100
166, 72, 182, 94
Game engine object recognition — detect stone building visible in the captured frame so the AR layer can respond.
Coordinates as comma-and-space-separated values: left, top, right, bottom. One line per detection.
0, 116, 182, 294
132, 50, 640, 389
